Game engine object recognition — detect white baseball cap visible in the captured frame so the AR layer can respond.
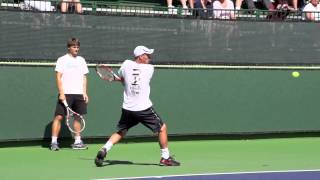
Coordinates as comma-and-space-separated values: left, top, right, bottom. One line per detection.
134, 46, 154, 57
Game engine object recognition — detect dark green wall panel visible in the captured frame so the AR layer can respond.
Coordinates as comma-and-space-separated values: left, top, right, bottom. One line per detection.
1, 66, 320, 141
1, 11, 320, 64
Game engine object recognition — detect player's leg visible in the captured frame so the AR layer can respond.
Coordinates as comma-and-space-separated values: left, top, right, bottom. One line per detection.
71, 94, 88, 150
51, 115, 63, 137
94, 131, 126, 167
95, 109, 136, 167
139, 107, 180, 166
51, 98, 66, 151
73, 119, 81, 137
158, 123, 180, 166
51, 115, 63, 151
104, 131, 125, 150
159, 123, 168, 149
71, 118, 88, 149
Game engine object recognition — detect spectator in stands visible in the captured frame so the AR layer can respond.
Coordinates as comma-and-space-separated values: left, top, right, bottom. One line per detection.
303, 0, 320, 21
195, 0, 212, 9
273, 0, 298, 11
274, 0, 295, 10
266, 0, 293, 20
61, 0, 83, 13
167, 0, 194, 9
235, 0, 274, 11
213, 0, 236, 19
195, 0, 213, 17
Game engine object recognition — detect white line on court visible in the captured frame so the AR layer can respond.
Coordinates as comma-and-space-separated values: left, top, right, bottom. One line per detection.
92, 169, 320, 180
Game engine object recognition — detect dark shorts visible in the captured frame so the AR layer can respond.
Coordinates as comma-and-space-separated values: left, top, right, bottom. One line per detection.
54, 94, 87, 117
117, 107, 164, 134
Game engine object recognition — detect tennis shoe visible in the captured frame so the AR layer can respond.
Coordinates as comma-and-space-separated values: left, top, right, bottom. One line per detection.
50, 143, 60, 151
159, 156, 180, 166
95, 148, 107, 167
71, 141, 88, 150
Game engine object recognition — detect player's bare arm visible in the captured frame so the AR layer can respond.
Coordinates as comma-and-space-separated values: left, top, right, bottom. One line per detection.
56, 72, 65, 101
83, 75, 89, 103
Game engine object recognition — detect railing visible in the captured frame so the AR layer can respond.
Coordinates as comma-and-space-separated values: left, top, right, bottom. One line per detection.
0, 0, 317, 22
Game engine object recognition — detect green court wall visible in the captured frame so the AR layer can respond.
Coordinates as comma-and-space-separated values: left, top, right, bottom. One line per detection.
1, 65, 320, 141
2, 11, 320, 65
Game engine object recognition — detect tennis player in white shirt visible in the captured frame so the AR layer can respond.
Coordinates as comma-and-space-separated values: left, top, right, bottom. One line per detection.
50, 38, 89, 151
94, 46, 180, 167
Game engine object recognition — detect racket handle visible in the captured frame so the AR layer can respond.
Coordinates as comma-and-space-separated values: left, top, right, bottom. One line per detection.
62, 100, 69, 107
111, 71, 120, 80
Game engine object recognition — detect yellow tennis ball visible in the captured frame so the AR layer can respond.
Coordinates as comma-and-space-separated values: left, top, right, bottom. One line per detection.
292, 71, 300, 78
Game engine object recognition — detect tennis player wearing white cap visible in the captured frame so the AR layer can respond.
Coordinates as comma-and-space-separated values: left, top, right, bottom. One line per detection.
94, 45, 180, 167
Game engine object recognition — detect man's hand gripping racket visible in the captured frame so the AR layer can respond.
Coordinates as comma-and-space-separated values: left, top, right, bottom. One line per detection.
62, 100, 86, 133
96, 64, 121, 82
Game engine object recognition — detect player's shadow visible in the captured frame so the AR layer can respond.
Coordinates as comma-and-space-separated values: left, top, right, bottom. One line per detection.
81, 158, 159, 166
102, 160, 159, 166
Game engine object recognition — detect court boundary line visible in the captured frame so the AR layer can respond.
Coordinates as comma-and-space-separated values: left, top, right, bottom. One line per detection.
2, 61, 320, 70
92, 169, 320, 180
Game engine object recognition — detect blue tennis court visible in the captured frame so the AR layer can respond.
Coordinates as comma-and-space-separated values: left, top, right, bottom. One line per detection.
95, 170, 320, 180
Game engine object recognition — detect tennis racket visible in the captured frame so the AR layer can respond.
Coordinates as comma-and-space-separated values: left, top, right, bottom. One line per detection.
62, 100, 86, 133
96, 64, 121, 82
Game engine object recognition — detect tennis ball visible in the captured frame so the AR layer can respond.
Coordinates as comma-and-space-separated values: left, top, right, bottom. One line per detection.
292, 71, 300, 78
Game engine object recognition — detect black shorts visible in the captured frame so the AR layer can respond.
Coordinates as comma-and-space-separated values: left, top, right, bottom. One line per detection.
117, 107, 164, 133
54, 94, 87, 117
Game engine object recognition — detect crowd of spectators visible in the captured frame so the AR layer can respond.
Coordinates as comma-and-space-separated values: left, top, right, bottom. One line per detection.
1, 0, 320, 21
166, 0, 320, 21
168, 0, 300, 10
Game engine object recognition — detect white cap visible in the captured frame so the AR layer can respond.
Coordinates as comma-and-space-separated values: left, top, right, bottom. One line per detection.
134, 46, 154, 57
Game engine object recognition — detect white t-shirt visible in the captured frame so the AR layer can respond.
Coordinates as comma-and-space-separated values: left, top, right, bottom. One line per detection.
303, 3, 320, 21
213, 0, 235, 19
118, 60, 154, 111
55, 54, 89, 94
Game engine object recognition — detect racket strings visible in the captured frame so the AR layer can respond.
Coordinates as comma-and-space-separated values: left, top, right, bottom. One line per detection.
66, 109, 85, 133
66, 115, 85, 133
97, 66, 116, 81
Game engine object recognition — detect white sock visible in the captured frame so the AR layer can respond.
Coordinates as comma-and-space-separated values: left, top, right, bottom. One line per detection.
74, 136, 82, 144
51, 136, 58, 144
236, 6, 241, 10
161, 148, 170, 159
103, 141, 113, 152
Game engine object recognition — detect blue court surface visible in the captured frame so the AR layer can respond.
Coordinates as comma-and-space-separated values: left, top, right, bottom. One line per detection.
96, 170, 320, 180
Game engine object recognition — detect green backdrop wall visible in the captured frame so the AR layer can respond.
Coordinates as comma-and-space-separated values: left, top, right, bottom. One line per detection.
1, 65, 320, 141
1, 11, 320, 64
